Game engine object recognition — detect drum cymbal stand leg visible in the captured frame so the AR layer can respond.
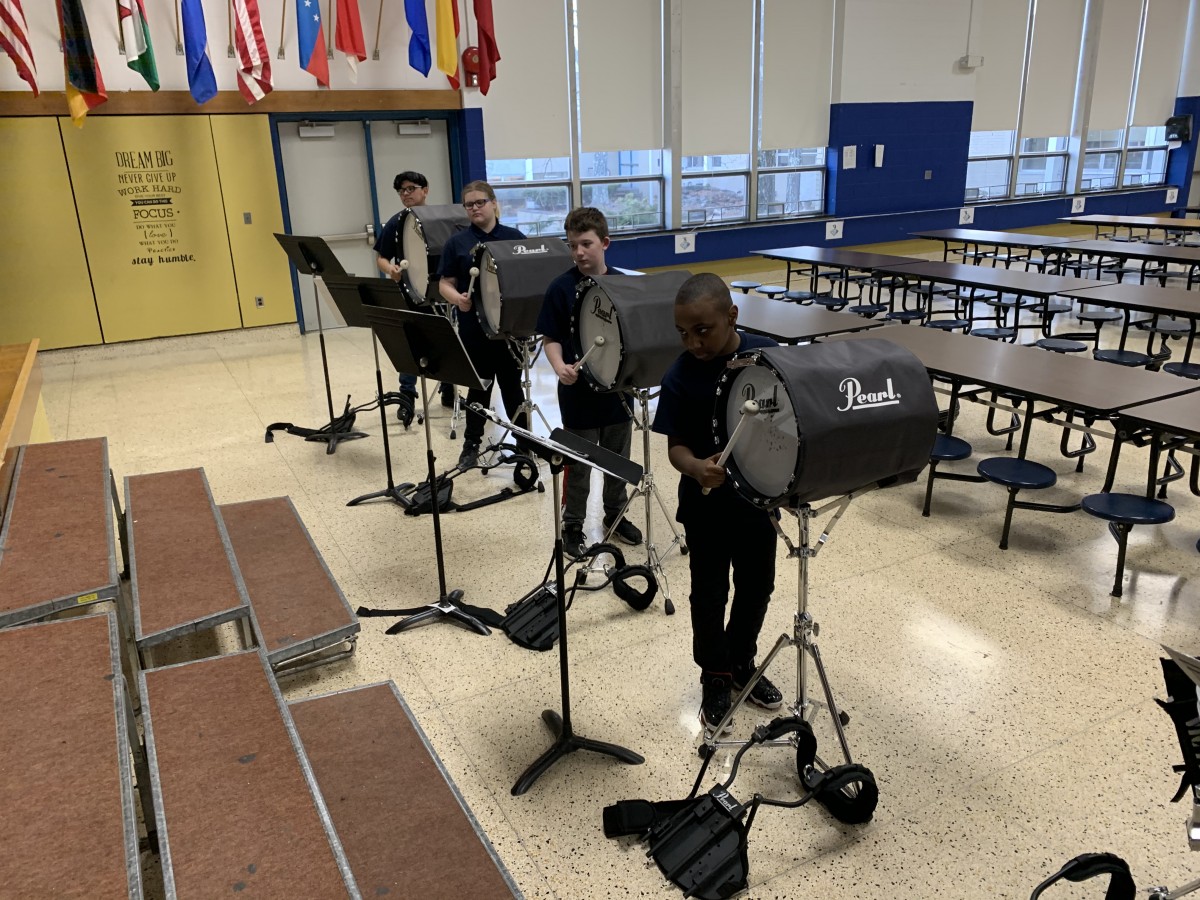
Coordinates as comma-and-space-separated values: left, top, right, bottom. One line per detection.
508, 337, 553, 434
446, 306, 462, 440
598, 389, 687, 616
705, 492, 874, 775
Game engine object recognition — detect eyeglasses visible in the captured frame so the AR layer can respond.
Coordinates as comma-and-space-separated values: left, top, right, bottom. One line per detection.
462, 198, 491, 210
398, 185, 421, 194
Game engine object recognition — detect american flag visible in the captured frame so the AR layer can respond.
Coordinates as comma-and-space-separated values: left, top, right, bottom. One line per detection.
0, 0, 38, 96
232, 0, 271, 103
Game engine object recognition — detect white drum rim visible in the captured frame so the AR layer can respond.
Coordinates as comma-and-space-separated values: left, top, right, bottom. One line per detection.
716, 358, 801, 506
399, 212, 430, 303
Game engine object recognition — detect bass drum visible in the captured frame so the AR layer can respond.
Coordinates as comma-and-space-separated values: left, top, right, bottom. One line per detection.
474, 238, 573, 339
572, 271, 691, 392
713, 341, 938, 508
397, 204, 468, 306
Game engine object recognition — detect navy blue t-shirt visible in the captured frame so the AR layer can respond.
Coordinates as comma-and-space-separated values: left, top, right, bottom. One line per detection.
436, 221, 525, 341
373, 210, 404, 261
652, 331, 778, 518
537, 267, 629, 430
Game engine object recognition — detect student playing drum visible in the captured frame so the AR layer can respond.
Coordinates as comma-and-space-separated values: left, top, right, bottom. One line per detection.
651, 273, 784, 738
537, 208, 643, 559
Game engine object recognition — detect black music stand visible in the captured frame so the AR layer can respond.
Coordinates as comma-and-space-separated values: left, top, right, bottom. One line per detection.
363, 306, 493, 635
272, 233, 368, 454
475, 410, 645, 794
321, 275, 419, 506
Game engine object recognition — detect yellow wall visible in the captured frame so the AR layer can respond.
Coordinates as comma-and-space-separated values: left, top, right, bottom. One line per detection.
0, 119, 103, 349
210, 117, 297, 328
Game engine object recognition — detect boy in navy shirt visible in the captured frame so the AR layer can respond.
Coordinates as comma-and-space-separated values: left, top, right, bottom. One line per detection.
537, 207, 642, 558
437, 181, 527, 467
652, 273, 783, 736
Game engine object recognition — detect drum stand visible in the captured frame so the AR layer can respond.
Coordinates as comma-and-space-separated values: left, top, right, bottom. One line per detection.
703, 488, 877, 813
600, 388, 687, 616
507, 337, 552, 434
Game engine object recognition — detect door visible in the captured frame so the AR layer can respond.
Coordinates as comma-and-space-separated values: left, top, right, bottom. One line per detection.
276, 117, 453, 331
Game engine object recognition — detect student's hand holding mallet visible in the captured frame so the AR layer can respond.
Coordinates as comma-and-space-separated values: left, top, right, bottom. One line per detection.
702, 400, 759, 495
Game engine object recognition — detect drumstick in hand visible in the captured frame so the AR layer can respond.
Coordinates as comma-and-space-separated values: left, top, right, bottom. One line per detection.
573, 336, 606, 372
464, 266, 480, 304
702, 400, 760, 495
395, 259, 409, 280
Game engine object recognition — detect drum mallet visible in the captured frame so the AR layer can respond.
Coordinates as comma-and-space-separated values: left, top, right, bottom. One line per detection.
573, 335, 606, 372
395, 258, 409, 279
702, 399, 759, 495
465, 265, 481, 301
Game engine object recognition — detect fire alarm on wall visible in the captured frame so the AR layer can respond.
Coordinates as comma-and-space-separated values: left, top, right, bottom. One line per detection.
461, 47, 480, 88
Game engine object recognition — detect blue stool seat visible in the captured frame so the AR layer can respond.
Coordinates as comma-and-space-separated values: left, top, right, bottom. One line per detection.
985, 296, 1038, 309
1164, 361, 1200, 379
848, 303, 888, 317
925, 319, 970, 331
1036, 338, 1088, 353
1081, 492, 1176, 597
1094, 349, 1152, 367
814, 295, 848, 309
784, 290, 815, 303
972, 327, 1015, 341
755, 284, 786, 299
731, 281, 760, 294
1081, 493, 1175, 526
886, 309, 925, 323
932, 434, 971, 462
1078, 309, 1122, 324
978, 457, 1056, 490
1040, 302, 1072, 316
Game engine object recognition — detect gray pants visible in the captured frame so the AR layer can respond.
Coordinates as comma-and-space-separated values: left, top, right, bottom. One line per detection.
562, 420, 633, 527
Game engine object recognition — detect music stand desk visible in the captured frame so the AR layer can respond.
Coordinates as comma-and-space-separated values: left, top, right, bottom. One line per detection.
734, 295, 883, 344
824, 324, 1200, 416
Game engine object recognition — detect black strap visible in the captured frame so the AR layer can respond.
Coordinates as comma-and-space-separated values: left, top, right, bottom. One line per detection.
355, 602, 505, 627
1029, 853, 1136, 900
602, 798, 694, 838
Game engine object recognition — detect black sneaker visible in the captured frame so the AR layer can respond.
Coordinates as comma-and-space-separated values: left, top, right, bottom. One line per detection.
562, 524, 587, 560
458, 441, 480, 468
732, 666, 784, 711
395, 391, 416, 428
700, 672, 734, 737
604, 516, 643, 546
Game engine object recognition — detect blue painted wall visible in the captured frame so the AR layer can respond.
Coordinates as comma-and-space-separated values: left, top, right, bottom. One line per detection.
826, 101, 973, 218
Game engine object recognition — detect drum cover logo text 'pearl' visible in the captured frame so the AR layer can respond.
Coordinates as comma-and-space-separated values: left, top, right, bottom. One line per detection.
591, 295, 614, 323
837, 377, 901, 412
739, 382, 781, 413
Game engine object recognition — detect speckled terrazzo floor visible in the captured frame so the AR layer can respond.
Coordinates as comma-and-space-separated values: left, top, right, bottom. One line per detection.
36, 252, 1200, 899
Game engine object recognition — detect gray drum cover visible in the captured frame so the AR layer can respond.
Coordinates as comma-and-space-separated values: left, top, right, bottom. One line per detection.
397, 204, 467, 305
716, 340, 938, 507
572, 270, 691, 391
475, 238, 572, 339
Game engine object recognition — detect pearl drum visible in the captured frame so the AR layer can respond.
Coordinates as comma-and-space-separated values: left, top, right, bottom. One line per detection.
397, 205, 468, 306
572, 271, 692, 392
473, 238, 573, 339
713, 341, 938, 508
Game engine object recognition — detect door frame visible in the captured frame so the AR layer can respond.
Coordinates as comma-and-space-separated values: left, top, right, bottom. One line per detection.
269, 109, 466, 332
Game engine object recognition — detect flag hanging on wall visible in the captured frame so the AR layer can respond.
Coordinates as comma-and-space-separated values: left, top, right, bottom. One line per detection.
334, 0, 366, 82
0, 0, 38, 96
403, 0, 430, 76
232, 0, 271, 103
435, 0, 459, 89
473, 0, 498, 95
57, 0, 106, 125
181, 0, 218, 104
117, 0, 158, 90
296, 0, 329, 87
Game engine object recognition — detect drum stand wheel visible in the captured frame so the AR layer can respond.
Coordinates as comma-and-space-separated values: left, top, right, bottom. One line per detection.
701, 490, 879, 824
598, 388, 688, 615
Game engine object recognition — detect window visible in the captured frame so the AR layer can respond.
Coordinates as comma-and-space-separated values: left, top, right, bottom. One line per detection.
1015, 136, 1069, 196
579, 150, 664, 233
1122, 126, 1169, 187
965, 130, 1015, 201
756, 147, 825, 219
492, 184, 571, 237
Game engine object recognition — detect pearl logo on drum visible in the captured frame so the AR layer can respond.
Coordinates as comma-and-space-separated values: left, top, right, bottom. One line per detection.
740, 382, 780, 412
513, 243, 551, 255
591, 295, 614, 323
836, 376, 901, 412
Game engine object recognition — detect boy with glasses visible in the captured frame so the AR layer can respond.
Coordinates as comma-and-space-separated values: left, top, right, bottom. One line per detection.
437, 181, 528, 467
374, 171, 430, 424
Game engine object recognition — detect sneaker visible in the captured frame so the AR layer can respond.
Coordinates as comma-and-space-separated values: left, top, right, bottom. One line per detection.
395, 391, 416, 428
604, 515, 643, 546
732, 665, 784, 711
458, 441, 480, 468
562, 524, 587, 560
700, 672, 734, 737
